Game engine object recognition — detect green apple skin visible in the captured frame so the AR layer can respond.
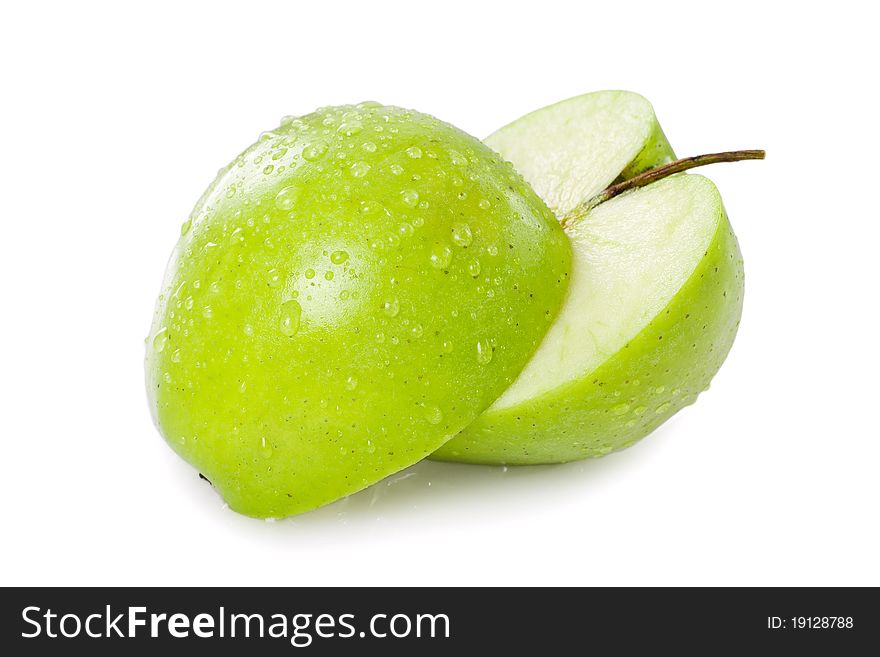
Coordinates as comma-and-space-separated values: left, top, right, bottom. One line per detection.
146, 103, 571, 516
618, 118, 675, 180
433, 177, 743, 464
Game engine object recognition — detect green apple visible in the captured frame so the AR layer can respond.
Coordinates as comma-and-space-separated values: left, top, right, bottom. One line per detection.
433, 92, 752, 464
146, 103, 571, 517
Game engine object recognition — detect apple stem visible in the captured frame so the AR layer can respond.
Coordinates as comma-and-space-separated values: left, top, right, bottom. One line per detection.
562, 149, 765, 229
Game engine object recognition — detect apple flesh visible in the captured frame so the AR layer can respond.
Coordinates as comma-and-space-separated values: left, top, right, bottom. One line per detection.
483, 90, 675, 216
146, 103, 571, 516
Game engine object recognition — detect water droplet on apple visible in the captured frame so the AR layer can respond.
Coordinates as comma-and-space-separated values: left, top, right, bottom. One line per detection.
449, 150, 468, 166
424, 405, 443, 425
324, 270, 334, 281
330, 250, 349, 264
406, 146, 422, 159
275, 186, 297, 210
612, 403, 630, 415
152, 329, 168, 353
467, 258, 481, 277
260, 436, 273, 458
345, 376, 358, 391
361, 141, 377, 153
410, 323, 423, 339
476, 338, 493, 364
202, 305, 214, 319
350, 161, 371, 177
451, 222, 473, 247
400, 189, 419, 207
478, 199, 491, 210
633, 406, 647, 416
267, 268, 282, 287
654, 385, 666, 395
304, 268, 316, 279
337, 121, 363, 137
429, 244, 453, 269
655, 402, 671, 414
382, 298, 400, 317
389, 163, 404, 175
442, 340, 454, 353
280, 300, 302, 336
180, 218, 192, 236
302, 142, 327, 161
263, 164, 274, 175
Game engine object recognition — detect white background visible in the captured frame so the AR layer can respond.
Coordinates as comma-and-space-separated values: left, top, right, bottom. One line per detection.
2, 1, 878, 586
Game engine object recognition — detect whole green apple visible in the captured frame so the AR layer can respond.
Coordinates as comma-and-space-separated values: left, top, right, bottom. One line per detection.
146, 103, 571, 516
433, 91, 756, 464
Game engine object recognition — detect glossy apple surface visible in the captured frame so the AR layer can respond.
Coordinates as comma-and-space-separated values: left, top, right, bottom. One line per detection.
146, 103, 571, 515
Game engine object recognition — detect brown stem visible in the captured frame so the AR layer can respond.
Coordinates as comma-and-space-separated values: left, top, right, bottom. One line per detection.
561, 149, 765, 229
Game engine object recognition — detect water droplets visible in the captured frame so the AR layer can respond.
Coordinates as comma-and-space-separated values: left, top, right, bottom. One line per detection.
180, 218, 192, 236
382, 297, 400, 317
423, 404, 443, 425
449, 150, 468, 167
330, 250, 349, 264
612, 403, 631, 416
267, 268, 283, 287
345, 375, 359, 391
260, 436, 274, 458
274, 186, 297, 210
152, 329, 168, 353
302, 142, 327, 161
337, 121, 363, 137
406, 146, 422, 159
350, 161, 371, 177
400, 189, 419, 207
280, 299, 302, 337
451, 222, 473, 247
467, 258, 481, 277
476, 338, 493, 364
429, 244, 453, 269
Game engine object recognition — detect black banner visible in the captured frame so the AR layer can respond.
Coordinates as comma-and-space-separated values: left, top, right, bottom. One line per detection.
1, 587, 876, 653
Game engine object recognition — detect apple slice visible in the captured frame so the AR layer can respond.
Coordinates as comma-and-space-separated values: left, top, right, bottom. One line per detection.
483, 90, 676, 216
432, 171, 744, 464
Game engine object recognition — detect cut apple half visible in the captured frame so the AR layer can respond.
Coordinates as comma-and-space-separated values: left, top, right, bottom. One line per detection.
433, 92, 750, 465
